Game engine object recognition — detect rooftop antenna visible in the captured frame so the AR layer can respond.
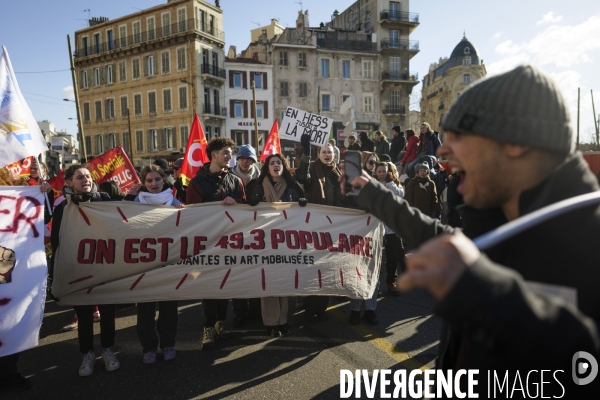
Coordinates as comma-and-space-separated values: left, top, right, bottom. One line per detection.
294, 1, 303, 11
251, 21, 261, 27
82, 9, 90, 20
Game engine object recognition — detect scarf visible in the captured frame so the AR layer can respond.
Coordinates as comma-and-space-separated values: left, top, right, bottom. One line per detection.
307, 160, 341, 205
233, 164, 260, 186
63, 181, 99, 204
138, 188, 174, 205
262, 178, 288, 202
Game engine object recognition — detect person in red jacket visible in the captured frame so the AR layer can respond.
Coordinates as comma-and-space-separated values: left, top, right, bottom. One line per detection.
399, 129, 419, 175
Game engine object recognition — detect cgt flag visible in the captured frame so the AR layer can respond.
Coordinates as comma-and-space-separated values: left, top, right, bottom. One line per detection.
0, 46, 49, 168
260, 119, 282, 162
180, 113, 209, 187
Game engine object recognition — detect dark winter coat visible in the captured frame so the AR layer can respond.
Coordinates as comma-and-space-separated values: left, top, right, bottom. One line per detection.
295, 154, 344, 208
389, 134, 406, 162
359, 132, 374, 152
404, 175, 439, 216
374, 139, 390, 158
186, 164, 246, 204
248, 177, 305, 204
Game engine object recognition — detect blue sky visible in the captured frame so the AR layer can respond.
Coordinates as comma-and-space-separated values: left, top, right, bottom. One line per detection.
2, 0, 600, 145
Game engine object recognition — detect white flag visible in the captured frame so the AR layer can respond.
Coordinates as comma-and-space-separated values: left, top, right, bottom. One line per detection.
0, 46, 48, 168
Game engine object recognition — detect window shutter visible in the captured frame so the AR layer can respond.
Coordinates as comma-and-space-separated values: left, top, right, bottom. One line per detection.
250, 72, 255, 88
243, 100, 248, 118
147, 130, 152, 151
80, 71, 85, 89
100, 67, 106, 85
242, 72, 247, 89
111, 64, 116, 82
250, 101, 254, 118
144, 56, 148, 77
115, 132, 121, 147
229, 70, 234, 88
264, 101, 268, 119
263, 72, 267, 89
158, 128, 166, 150
230, 100, 235, 118
87, 70, 93, 88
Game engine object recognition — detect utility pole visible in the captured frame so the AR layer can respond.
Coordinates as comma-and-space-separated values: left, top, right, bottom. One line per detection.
127, 108, 134, 159
67, 34, 87, 161
592, 90, 599, 148
317, 85, 321, 114
252, 81, 259, 151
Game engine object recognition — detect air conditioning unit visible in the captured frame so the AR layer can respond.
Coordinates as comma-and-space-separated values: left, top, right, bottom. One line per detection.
179, 147, 185, 153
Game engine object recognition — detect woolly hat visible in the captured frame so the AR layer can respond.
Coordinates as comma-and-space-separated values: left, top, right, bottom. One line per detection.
173, 158, 184, 168
417, 162, 430, 174
441, 64, 573, 155
237, 144, 257, 163
153, 158, 169, 171
392, 126, 401, 134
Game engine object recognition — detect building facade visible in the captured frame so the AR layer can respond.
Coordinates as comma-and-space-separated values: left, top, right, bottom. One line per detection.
420, 35, 487, 137
73, 0, 226, 168
223, 57, 274, 150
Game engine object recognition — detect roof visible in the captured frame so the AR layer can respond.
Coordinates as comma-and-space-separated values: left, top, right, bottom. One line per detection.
433, 35, 481, 78
224, 57, 266, 65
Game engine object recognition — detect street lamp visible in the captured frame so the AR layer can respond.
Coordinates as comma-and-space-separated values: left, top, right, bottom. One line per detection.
64, 99, 76, 102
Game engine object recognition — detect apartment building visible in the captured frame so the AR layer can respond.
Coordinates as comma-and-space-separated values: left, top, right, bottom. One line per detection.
72, 0, 226, 167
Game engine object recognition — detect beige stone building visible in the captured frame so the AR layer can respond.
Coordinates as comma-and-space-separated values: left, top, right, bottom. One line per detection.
250, 19, 284, 43
420, 35, 487, 138
73, 0, 226, 167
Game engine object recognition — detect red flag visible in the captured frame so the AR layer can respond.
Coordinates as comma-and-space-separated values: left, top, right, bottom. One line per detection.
180, 113, 209, 187
47, 169, 65, 200
259, 119, 282, 162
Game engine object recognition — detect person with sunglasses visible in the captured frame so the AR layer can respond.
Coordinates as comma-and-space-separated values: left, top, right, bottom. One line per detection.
361, 151, 379, 176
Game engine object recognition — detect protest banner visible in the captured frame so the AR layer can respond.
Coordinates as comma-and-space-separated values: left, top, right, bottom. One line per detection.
280, 107, 333, 147
85, 145, 140, 193
52, 202, 383, 305
6, 156, 34, 179
0, 186, 47, 357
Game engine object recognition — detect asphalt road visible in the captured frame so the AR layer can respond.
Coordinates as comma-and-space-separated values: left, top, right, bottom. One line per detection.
3, 280, 440, 400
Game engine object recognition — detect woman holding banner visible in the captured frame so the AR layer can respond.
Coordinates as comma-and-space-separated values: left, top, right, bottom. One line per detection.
133, 165, 183, 364
248, 154, 307, 336
49, 164, 121, 377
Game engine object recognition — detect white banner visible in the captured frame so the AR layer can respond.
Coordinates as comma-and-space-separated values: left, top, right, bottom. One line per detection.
0, 186, 47, 357
280, 106, 333, 147
52, 202, 383, 305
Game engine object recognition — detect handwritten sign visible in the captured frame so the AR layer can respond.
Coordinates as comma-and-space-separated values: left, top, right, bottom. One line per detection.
280, 107, 333, 147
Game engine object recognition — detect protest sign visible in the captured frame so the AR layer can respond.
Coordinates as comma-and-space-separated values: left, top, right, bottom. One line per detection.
280, 107, 333, 147
85, 146, 140, 193
0, 186, 47, 357
52, 202, 383, 305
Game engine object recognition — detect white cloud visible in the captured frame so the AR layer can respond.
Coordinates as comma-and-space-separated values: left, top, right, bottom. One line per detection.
62, 85, 74, 100
491, 32, 504, 40
536, 11, 563, 26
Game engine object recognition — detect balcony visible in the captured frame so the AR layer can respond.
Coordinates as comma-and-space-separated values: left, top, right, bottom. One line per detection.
316, 32, 377, 53
380, 10, 420, 33
201, 63, 226, 84
381, 71, 419, 82
380, 38, 419, 54
427, 87, 443, 100
382, 105, 406, 115
74, 18, 225, 59
438, 104, 445, 110
202, 104, 227, 119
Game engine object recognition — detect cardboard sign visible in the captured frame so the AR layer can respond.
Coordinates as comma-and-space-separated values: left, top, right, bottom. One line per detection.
280, 107, 333, 147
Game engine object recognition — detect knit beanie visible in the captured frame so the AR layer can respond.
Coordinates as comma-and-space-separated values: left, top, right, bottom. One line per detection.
441, 64, 573, 155
392, 126, 401, 134
417, 162, 429, 174
236, 144, 258, 163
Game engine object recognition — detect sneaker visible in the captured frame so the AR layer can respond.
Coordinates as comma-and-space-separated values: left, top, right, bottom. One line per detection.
214, 320, 230, 340
101, 348, 120, 372
62, 315, 78, 331
92, 310, 101, 322
142, 351, 157, 365
78, 350, 95, 377
317, 311, 328, 322
266, 326, 281, 338
279, 323, 290, 335
387, 283, 400, 297
201, 327, 215, 350
0, 373, 32, 391
363, 310, 379, 326
349, 310, 361, 325
163, 347, 176, 361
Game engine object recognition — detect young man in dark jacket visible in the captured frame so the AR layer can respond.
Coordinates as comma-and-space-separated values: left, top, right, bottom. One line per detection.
186, 137, 246, 350
349, 64, 600, 397
388, 126, 406, 163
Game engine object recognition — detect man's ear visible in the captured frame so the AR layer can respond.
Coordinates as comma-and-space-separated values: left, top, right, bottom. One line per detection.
504, 144, 531, 159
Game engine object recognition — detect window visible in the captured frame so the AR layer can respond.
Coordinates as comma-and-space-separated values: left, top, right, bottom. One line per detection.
93, 67, 101, 86
299, 82, 308, 98
464, 47, 470, 54
119, 25, 127, 47
177, 8, 186, 32
390, 90, 401, 112
298, 52, 307, 68
148, 91, 157, 115
279, 81, 289, 97
106, 64, 114, 84
234, 102, 243, 117
96, 135, 103, 155
83, 102, 90, 122
279, 51, 288, 66
321, 59, 330, 78
146, 55, 156, 76
180, 125, 189, 148
234, 131, 245, 147
162, 12, 171, 36
213, 89, 220, 112
81, 70, 88, 89
118, 61, 126, 82
256, 102, 264, 118
148, 129, 157, 152
209, 15, 215, 34
389, 56, 401, 77
254, 73, 262, 89
147, 16, 155, 40
177, 47, 186, 70
198, 10, 206, 31
363, 94, 373, 112
120, 96, 128, 117
321, 94, 331, 111
161, 51, 170, 74
165, 127, 176, 149
214, 127, 221, 138
136, 130, 144, 152
132, 58, 140, 79
122, 132, 130, 154
81, 36, 89, 56
463, 58, 470, 65
179, 86, 188, 110
134, 94, 142, 115
85, 136, 92, 155
107, 133, 116, 149
233, 72, 242, 88
163, 89, 172, 112
106, 29, 114, 50
133, 21, 141, 44
93, 33, 101, 53
463, 74, 470, 83
362, 60, 373, 79
105, 98, 115, 119
389, 30, 399, 47
95, 100, 102, 121
342, 60, 350, 78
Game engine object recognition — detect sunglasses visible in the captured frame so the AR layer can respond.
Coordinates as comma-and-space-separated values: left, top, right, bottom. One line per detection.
368, 160, 376, 165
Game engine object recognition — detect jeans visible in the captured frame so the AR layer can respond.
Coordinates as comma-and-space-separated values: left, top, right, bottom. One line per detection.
202, 299, 229, 327
74, 304, 116, 353
349, 279, 380, 311
136, 301, 178, 353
